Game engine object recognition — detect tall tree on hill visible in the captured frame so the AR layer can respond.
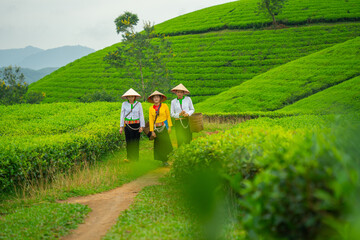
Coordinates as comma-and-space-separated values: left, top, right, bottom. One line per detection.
257, 0, 287, 26
104, 12, 174, 101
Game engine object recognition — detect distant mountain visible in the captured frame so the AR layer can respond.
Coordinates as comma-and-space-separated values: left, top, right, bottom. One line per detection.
0, 45, 95, 70
0, 46, 43, 67
19, 46, 95, 70
21, 67, 59, 84
0, 66, 58, 85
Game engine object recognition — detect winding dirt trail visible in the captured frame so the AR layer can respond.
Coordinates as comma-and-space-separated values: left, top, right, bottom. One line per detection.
60, 167, 170, 240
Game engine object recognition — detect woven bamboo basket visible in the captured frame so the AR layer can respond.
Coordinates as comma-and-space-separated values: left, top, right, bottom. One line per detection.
189, 113, 204, 133
143, 122, 155, 140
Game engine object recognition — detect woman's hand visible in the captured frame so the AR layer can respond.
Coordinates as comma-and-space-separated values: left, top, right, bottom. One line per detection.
183, 113, 189, 117
119, 127, 123, 134
151, 131, 156, 138
139, 127, 143, 133
168, 127, 171, 133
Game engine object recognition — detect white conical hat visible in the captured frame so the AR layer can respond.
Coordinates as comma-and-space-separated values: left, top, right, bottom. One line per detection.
171, 83, 190, 94
122, 88, 141, 100
147, 90, 167, 103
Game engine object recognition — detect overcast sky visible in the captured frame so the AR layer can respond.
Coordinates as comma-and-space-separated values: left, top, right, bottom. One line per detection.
0, 0, 235, 51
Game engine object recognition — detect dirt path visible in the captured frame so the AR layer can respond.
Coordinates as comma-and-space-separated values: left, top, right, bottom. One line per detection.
60, 167, 170, 240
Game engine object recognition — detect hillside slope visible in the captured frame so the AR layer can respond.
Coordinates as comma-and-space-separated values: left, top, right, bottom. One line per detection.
155, 0, 360, 35
28, 0, 360, 103
22, 67, 58, 84
29, 23, 360, 103
196, 37, 360, 113
277, 75, 360, 114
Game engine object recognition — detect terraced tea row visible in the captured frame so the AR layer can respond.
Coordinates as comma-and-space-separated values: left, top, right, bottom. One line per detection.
278, 75, 360, 114
155, 0, 360, 35
29, 23, 360, 103
0, 102, 136, 191
196, 37, 360, 112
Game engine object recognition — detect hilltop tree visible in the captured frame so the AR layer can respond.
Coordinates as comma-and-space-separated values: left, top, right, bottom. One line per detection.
104, 12, 173, 101
257, 0, 287, 26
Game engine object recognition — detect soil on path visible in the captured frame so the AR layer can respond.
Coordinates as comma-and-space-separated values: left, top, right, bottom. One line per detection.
60, 167, 170, 240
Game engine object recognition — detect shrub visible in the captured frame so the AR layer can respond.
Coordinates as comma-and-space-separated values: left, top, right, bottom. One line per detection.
170, 115, 360, 239
25, 91, 46, 104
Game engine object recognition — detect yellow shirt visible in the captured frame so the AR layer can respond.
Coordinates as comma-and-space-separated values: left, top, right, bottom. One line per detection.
149, 103, 173, 131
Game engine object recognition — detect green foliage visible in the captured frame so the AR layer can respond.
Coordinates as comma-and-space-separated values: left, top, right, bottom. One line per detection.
0, 203, 90, 239
238, 118, 360, 239
154, 0, 360, 35
0, 102, 136, 191
114, 11, 139, 34
29, 23, 360, 103
170, 115, 360, 239
25, 91, 46, 104
0, 66, 28, 105
171, 115, 329, 181
197, 37, 360, 113
257, 0, 288, 25
79, 90, 120, 102
105, 12, 173, 101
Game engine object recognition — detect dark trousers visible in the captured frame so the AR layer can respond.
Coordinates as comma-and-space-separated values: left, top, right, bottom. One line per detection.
124, 123, 140, 161
174, 118, 192, 147
154, 128, 173, 162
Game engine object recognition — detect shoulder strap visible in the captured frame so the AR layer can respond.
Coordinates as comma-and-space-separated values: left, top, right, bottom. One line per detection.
124, 101, 139, 119
154, 103, 162, 124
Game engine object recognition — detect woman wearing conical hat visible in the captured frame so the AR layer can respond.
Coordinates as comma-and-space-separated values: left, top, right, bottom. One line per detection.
148, 90, 173, 166
120, 88, 145, 162
170, 83, 194, 147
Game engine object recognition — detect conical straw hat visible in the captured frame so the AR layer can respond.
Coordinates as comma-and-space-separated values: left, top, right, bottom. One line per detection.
122, 88, 141, 100
171, 83, 190, 94
147, 90, 167, 103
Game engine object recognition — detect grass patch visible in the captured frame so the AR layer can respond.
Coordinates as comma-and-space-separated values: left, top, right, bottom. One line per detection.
0, 203, 90, 240
104, 178, 245, 240
103, 182, 202, 240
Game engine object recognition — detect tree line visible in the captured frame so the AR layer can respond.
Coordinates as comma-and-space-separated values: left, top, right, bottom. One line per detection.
0, 66, 45, 105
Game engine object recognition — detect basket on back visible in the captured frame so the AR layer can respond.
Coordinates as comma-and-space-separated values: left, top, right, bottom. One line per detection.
189, 113, 204, 133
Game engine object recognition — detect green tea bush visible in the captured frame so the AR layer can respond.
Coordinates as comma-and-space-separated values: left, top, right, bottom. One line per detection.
238, 117, 360, 239
25, 91, 46, 104
0, 102, 132, 191
170, 115, 360, 239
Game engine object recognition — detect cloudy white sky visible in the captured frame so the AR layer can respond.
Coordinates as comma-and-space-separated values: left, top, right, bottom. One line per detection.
0, 0, 235, 51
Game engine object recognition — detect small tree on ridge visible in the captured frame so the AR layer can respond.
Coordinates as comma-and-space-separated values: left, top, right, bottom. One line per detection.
257, 0, 287, 26
104, 12, 174, 101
